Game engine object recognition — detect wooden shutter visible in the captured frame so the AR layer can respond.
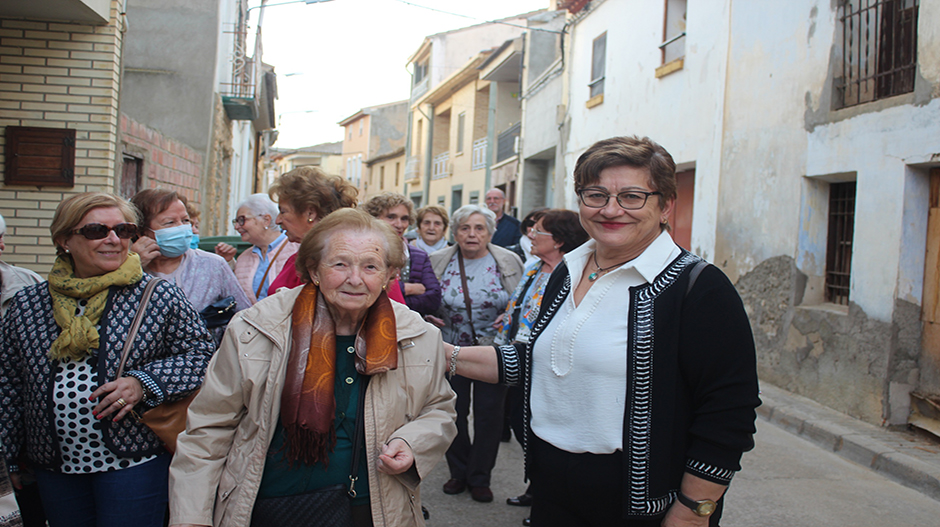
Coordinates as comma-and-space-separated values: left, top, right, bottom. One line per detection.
4, 126, 76, 187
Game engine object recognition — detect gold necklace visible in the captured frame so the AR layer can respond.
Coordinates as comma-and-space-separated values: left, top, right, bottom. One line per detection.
588, 251, 630, 282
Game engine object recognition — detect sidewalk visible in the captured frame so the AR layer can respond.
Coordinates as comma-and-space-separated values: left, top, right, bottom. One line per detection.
758, 383, 940, 501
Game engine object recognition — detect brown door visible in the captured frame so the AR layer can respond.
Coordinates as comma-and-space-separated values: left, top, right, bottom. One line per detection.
921, 169, 940, 389
120, 155, 142, 199
667, 169, 695, 251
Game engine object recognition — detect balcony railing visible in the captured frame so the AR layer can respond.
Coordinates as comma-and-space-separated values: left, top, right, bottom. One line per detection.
404, 156, 421, 181
471, 139, 487, 170
431, 152, 450, 179
496, 122, 521, 163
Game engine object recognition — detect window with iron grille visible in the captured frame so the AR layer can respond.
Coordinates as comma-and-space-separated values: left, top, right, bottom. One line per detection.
825, 181, 856, 305
835, 0, 918, 109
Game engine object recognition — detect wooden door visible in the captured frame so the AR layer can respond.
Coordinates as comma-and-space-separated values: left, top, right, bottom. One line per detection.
922, 169, 940, 381
667, 169, 695, 250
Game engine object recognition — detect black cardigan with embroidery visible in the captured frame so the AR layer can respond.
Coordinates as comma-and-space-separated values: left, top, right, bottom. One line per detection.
497, 250, 761, 519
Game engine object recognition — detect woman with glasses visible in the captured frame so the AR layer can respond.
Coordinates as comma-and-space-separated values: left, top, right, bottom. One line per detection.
213, 194, 299, 304
441, 136, 760, 527
131, 189, 250, 343
0, 192, 215, 527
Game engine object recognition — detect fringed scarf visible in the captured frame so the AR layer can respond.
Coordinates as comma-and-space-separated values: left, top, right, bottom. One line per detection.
48, 253, 143, 361
280, 282, 398, 465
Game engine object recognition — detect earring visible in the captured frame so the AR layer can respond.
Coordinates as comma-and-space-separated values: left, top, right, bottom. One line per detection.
307, 218, 314, 223
314, 280, 319, 286
64, 248, 70, 254
382, 284, 387, 291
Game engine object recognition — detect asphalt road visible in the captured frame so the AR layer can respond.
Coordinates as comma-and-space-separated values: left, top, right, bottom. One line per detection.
418, 420, 940, 526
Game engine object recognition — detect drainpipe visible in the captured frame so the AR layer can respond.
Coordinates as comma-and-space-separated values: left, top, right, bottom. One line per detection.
485, 82, 497, 192
422, 103, 434, 205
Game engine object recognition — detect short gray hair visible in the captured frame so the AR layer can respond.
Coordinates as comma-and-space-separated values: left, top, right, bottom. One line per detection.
451, 204, 496, 235
0, 214, 6, 235
236, 193, 279, 228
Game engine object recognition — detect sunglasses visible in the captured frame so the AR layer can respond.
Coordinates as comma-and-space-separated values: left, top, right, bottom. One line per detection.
71, 222, 139, 240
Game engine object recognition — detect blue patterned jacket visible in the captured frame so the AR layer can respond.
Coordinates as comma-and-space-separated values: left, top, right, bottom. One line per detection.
0, 276, 215, 470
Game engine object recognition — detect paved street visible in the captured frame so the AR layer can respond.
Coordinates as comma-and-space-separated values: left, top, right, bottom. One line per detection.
419, 419, 940, 526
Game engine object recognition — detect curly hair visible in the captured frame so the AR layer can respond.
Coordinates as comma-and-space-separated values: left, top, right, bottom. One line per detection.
268, 166, 358, 221
361, 192, 415, 225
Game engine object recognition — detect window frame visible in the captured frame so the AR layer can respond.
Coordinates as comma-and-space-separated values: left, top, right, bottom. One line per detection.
589, 32, 607, 99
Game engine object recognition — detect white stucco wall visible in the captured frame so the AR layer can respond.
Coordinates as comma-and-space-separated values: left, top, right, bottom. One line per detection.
806, 98, 940, 320
562, 0, 732, 261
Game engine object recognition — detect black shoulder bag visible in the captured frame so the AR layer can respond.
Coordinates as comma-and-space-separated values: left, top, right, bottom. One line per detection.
250, 378, 369, 527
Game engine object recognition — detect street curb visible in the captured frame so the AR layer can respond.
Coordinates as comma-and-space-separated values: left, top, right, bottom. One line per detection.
758, 383, 940, 502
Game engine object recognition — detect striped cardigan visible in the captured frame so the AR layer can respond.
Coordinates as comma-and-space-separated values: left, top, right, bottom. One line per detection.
497, 250, 761, 520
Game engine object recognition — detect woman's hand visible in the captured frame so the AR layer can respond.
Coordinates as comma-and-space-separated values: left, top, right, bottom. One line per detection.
132, 235, 161, 268
214, 243, 237, 262
491, 312, 505, 330
91, 376, 144, 422
377, 438, 414, 475
403, 282, 426, 297
424, 314, 445, 328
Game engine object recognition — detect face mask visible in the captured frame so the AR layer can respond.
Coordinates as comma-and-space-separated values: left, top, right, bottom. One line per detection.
189, 233, 200, 250
154, 224, 193, 258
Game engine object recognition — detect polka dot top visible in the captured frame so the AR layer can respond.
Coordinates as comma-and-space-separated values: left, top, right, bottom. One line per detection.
53, 304, 157, 474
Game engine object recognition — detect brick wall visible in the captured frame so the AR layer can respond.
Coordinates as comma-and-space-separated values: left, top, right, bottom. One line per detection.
0, 1, 123, 275
121, 113, 202, 204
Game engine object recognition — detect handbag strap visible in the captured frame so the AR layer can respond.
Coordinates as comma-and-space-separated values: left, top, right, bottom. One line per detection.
255, 240, 289, 299
456, 251, 478, 344
347, 376, 369, 498
115, 278, 164, 380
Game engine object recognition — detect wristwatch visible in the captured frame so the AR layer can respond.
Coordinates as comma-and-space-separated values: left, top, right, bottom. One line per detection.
676, 492, 717, 517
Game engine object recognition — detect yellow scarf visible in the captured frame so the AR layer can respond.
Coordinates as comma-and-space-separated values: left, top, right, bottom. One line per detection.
48, 253, 143, 361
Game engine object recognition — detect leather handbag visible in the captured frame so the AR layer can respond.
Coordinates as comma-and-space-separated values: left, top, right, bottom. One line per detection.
457, 252, 495, 346
250, 379, 368, 527
199, 295, 236, 329
116, 278, 198, 454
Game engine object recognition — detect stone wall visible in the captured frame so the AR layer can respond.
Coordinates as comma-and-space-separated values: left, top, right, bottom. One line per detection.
201, 94, 232, 237
735, 255, 923, 426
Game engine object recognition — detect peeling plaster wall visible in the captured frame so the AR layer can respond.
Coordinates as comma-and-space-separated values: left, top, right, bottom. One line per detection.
717, 0, 940, 424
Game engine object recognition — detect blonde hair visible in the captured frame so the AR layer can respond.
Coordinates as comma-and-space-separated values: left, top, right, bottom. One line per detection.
295, 208, 404, 284
50, 193, 138, 256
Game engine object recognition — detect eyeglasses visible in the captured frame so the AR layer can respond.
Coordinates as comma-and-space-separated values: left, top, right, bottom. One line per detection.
231, 215, 259, 227
577, 188, 662, 210
529, 228, 553, 237
71, 223, 138, 240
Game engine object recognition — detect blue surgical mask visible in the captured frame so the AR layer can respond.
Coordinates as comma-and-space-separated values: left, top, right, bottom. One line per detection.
189, 233, 200, 250
154, 224, 193, 258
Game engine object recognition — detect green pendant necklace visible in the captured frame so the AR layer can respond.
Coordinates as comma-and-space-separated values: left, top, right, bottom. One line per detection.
588, 251, 631, 282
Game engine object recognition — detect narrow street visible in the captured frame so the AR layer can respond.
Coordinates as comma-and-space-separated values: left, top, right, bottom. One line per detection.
420, 419, 940, 526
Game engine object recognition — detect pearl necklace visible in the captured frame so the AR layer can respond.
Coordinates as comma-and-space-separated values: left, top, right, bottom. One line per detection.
587, 251, 631, 282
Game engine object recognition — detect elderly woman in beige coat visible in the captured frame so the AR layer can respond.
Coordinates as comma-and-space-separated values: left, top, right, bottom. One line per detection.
169, 209, 457, 527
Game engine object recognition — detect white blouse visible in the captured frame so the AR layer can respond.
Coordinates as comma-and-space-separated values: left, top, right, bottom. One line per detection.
530, 232, 681, 454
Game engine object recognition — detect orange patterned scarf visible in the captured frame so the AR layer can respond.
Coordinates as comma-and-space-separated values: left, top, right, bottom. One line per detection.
280, 283, 398, 465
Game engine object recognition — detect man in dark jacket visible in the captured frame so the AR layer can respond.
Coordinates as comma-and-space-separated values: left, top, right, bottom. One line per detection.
486, 189, 521, 248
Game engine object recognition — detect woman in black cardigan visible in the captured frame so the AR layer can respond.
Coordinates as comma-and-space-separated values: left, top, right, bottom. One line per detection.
445, 136, 760, 527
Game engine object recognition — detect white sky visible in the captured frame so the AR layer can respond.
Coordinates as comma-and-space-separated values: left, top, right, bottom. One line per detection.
250, 0, 548, 149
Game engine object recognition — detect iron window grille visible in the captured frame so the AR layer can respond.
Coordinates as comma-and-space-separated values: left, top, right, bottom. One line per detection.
835, 0, 918, 109
825, 181, 856, 305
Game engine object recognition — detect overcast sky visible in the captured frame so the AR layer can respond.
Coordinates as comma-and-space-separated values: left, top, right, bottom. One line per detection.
250, 0, 547, 149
